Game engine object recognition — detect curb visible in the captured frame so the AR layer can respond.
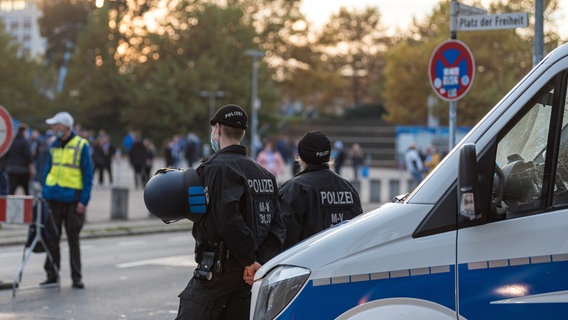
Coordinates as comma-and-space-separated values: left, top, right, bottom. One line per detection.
0, 219, 193, 247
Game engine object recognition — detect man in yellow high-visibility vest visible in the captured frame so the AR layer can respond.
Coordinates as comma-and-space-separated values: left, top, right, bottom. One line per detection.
41, 111, 93, 289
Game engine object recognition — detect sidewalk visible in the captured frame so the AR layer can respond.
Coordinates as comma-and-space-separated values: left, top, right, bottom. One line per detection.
0, 157, 191, 247
0, 156, 389, 247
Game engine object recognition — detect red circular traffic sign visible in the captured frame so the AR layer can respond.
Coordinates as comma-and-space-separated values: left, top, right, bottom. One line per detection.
429, 40, 475, 101
0, 105, 14, 157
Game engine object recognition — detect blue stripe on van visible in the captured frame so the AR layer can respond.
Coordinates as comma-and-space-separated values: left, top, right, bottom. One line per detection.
276, 257, 568, 319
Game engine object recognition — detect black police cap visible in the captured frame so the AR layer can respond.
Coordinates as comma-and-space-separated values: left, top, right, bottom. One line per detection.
209, 104, 248, 129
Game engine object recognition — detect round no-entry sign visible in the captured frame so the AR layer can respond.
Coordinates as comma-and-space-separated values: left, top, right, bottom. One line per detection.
0, 105, 14, 157
429, 39, 475, 101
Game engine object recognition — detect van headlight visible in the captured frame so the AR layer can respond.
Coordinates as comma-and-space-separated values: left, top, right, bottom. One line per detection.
253, 265, 310, 320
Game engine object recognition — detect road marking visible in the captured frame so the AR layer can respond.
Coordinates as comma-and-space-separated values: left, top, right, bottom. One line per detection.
118, 240, 147, 247
168, 235, 191, 243
116, 255, 196, 268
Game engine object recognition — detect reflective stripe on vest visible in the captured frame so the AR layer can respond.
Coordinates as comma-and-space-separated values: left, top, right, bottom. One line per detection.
46, 136, 88, 189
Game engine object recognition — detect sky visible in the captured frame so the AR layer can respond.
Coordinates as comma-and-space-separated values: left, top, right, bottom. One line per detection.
301, 0, 568, 37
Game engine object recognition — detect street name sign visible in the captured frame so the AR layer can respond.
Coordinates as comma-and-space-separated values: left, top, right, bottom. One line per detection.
457, 12, 529, 31
429, 40, 475, 102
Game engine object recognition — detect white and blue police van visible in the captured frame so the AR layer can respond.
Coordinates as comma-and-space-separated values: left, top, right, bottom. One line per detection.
250, 42, 568, 319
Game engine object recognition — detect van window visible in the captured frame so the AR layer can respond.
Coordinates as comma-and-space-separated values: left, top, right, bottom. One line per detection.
552, 90, 568, 206
492, 85, 552, 216
491, 76, 568, 218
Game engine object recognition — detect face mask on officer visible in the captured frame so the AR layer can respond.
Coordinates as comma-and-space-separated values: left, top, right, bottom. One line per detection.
210, 125, 220, 153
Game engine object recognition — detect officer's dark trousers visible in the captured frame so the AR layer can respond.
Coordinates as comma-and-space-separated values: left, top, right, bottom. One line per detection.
176, 270, 251, 320
44, 201, 85, 283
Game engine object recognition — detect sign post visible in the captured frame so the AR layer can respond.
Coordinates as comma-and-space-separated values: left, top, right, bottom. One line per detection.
0, 105, 13, 157
443, 0, 529, 150
429, 40, 475, 149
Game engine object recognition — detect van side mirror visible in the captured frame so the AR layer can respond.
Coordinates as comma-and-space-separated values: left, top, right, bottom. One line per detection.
458, 143, 481, 220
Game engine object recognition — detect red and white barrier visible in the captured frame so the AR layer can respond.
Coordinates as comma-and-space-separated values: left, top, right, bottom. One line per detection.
0, 196, 34, 224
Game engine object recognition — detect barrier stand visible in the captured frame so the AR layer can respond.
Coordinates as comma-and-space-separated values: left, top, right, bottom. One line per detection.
0, 195, 60, 297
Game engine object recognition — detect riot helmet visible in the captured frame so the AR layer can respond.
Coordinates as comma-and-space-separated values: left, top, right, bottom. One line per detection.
143, 168, 207, 223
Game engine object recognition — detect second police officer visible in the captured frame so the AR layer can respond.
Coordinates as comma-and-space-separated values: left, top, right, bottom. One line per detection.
175, 104, 286, 320
279, 131, 363, 249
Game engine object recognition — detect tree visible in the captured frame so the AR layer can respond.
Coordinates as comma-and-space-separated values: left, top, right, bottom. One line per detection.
313, 7, 391, 114
52, 0, 165, 138
0, 24, 47, 126
38, 0, 92, 63
383, 0, 561, 126
56, 5, 127, 136
122, 1, 279, 144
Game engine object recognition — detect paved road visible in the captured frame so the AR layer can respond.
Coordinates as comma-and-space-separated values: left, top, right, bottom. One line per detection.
0, 232, 195, 319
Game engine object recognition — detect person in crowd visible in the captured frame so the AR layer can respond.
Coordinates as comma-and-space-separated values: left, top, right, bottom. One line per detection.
29, 129, 48, 183
184, 132, 200, 168
143, 138, 156, 182
252, 134, 263, 158
0, 154, 7, 196
163, 137, 176, 168
171, 135, 183, 167
256, 140, 286, 178
92, 133, 116, 187
175, 104, 285, 320
5, 123, 34, 195
128, 131, 148, 189
424, 145, 441, 174
279, 131, 363, 249
122, 130, 134, 154
332, 140, 346, 175
41, 111, 93, 289
275, 135, 292, 164
349, 143, 364, 180
290, 137, 301, 176
404, 142, 425, 184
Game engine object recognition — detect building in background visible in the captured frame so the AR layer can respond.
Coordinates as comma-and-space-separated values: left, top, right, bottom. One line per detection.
0, 0, 45, 58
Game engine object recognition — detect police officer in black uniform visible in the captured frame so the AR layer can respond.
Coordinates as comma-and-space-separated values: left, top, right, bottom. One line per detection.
175, 104, 285, 320
279, 131, 362, 249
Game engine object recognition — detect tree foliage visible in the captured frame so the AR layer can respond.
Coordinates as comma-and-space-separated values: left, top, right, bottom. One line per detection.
0, 24, 46, 126
383, 0, 561, 126
38, 0, 92, 68
15, 0, 564, 145
317, 7, 389, 109
56, 5, 127, 137
127, 1, 280, 143
280, 6, 391, 116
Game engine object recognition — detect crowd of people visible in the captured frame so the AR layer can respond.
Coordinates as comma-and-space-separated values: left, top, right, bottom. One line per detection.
404, 142, 444, 186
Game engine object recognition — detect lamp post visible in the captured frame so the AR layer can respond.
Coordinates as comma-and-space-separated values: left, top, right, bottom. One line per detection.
200, 90, 225, 120
244, 49, 265, 156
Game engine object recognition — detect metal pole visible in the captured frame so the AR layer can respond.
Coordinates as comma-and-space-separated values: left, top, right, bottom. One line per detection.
251, 59, 258, 155
245, 49, 265, 157
533, 0, 544, 67
449, 0, 458, 150
450, 0, 458, 41
209, 94, 215, 119
200, 90, 225, 121
449, 101, 457, 148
